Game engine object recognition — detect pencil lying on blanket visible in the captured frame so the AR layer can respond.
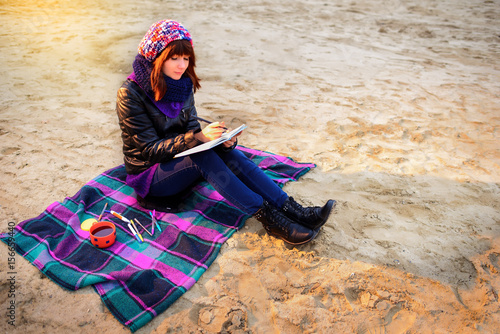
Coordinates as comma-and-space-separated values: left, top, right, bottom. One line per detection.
98, 203, 108, 221
130, 219, 144, 242
105, 210, 142, 243
134, 219, 153, 236
150, 211, 154, 234
155, 220, 162, 232
150, 210, 162, 234
127, 223, 142, 243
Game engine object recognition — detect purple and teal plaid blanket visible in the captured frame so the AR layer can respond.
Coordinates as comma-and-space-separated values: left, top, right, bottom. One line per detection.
0, 147, 315, 332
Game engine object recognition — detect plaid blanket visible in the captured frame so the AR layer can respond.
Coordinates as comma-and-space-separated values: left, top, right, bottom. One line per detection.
0, 147, 315, 332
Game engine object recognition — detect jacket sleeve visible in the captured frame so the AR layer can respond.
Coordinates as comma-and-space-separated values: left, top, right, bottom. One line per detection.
116, 84, 201, 164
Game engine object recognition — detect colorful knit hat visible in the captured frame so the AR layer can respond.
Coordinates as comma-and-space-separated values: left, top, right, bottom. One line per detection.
138, 20, 192, 62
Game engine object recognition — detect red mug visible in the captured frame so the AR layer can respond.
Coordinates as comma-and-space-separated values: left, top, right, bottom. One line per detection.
89, 221, 116, 248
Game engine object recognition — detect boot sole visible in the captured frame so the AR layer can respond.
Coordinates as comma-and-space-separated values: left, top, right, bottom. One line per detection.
266, 228, 320, 246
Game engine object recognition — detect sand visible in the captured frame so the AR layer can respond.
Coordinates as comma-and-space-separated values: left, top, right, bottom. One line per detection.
1, 0, 499, 333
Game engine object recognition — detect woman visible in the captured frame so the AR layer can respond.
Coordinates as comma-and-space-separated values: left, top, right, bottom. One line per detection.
116, 20, 335, 245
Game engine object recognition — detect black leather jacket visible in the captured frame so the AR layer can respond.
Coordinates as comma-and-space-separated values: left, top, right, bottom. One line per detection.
116, 79, 202, 175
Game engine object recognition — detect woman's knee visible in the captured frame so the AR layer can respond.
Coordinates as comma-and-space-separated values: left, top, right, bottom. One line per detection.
190, 149, 220, 166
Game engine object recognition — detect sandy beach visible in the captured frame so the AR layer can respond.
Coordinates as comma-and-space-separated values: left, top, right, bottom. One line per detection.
1, 0, 499, 333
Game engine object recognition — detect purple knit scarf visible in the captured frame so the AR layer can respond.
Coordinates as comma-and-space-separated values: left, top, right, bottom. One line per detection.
129, 54, 193, 118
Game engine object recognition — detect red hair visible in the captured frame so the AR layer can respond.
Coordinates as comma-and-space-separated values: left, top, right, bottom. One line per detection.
151, 39, 201, 101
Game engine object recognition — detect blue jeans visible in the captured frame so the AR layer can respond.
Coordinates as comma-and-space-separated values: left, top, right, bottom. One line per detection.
149, 149, 288, 215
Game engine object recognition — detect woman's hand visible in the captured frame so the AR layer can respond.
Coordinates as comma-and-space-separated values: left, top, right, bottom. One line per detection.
194, 122, 227, 143
222, 129, 242, 148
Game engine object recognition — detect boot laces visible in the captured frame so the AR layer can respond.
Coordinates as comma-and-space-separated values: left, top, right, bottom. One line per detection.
288, 198, 318, 218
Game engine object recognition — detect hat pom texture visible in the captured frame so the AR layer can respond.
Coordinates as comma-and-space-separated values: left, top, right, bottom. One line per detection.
138, 20, 192, 62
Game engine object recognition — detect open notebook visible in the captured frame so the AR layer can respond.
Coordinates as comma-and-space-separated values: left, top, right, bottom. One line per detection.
174, 124, 247, 158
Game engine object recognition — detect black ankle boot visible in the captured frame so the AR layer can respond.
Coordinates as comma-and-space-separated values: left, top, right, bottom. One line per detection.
254, 200, 317, 245
282, 197, 336, 230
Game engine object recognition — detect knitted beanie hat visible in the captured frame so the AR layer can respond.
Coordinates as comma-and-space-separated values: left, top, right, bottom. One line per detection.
138, 20, 192, 62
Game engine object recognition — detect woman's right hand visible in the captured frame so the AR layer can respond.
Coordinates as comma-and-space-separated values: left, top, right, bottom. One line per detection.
195, 122, 227, 142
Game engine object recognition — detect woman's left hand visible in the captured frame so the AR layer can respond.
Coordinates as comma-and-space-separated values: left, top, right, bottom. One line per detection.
222, 128, 242, 148
222, 137, 236, 148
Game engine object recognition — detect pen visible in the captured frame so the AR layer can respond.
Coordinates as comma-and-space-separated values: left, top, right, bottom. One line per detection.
98, 203, 108, 221
134, 218, 153, 236
193, 116, 228, 130
130, 219, 144, 242
127, 223, 142, 243
154, 210, 162, 233
106, 210, 130, 223
149, 210, 162, 233
155, 220, 162, 233
149, 211, 154, 234
106, 210, 141, 243
193, 115, 212, 124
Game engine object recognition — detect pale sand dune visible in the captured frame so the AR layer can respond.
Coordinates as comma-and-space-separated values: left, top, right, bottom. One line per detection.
0, 0, 499, 333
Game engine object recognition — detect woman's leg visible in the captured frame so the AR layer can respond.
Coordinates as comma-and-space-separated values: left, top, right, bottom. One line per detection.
149, 158, 203, 197
216, 149, 288, 209
149, 150, 263, 215
150, 149, 316, 245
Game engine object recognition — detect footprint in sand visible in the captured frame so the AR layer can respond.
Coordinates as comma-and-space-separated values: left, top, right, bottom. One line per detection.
488, 252, 499, 271
1, 147, 20, 156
